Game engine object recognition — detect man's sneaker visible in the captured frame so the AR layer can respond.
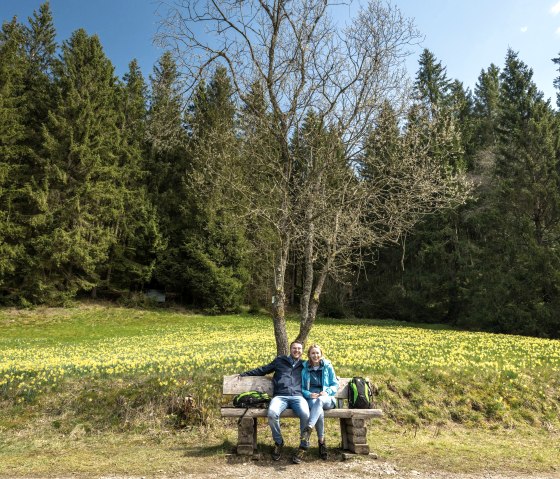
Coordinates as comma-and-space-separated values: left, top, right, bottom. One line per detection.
319, 441, 328, 460
300, 426, 312, 448
292, 446, 306, 464
272, 441, 283, 461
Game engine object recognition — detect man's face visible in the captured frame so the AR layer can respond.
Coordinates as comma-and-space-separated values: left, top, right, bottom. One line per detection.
290, 342, 303, 360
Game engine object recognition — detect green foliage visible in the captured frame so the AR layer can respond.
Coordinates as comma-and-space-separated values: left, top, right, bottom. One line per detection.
1, 2, 560, 340
457, 50, 560, 338
355, 49, 560, 339
152, 65, 248, 311
102, 60, 162, 293
0, 19, 28, 294
355, 51, 469, 325
414, 48, 451, 119
473, 63, 500, 149
22, 29, 128, 303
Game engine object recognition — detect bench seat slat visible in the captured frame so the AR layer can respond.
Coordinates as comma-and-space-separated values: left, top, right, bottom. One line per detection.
221, 407, 383, 418
223, 374, 351, 398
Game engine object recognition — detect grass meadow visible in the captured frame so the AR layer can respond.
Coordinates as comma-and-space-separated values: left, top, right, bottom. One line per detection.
0, 302, 559, 476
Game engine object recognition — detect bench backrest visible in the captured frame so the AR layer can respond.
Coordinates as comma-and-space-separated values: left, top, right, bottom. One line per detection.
223, 374, 351, 399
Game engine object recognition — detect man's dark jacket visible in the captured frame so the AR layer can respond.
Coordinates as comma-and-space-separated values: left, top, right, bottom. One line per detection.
240, 355, 303, 396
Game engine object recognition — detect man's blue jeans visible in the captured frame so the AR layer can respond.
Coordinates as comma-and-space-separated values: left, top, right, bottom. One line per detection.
267, 396, 310, 446
307, 396, 335, 440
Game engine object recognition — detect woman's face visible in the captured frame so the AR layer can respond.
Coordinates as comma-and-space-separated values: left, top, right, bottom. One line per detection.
308, 347, 322, 365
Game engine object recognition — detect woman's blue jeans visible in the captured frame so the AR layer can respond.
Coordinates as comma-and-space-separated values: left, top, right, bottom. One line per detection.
267, 396, 310, 446
307, 396, 335, 440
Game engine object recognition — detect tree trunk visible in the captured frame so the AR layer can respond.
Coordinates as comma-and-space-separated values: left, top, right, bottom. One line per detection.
272, 238, 290, 355
300, 216, 315, 340
297, 252, 332, 346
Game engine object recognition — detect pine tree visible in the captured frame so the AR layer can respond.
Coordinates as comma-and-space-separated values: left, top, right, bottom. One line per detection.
145, 52, 190, 299
23, 1, 57, 146
463, 49, 560, 337
414, 48, 451, 120
180, 66, 249, 310
146, 51, 186, 221
0, 18, 28, 301
473, 64, 500, 149
239, 81, 279, 309
448, 80, 475, 168
103, 59, 162, 293
361, 100, 401, 180
27, 29, 127, 303
356, 51, 470, 325
403, 53, 466, 323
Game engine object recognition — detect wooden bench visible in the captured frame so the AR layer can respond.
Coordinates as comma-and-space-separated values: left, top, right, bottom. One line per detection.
221, 375, 383, 456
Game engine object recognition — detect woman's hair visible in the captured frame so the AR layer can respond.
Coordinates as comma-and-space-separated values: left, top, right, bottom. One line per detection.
307, 344, 323, 357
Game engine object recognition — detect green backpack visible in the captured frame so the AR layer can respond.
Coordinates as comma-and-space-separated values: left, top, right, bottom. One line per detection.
348, 377, 373, 408
233, 390, 271, 408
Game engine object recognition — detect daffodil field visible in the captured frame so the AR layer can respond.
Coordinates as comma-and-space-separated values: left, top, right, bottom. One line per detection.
1, 305, 559, 429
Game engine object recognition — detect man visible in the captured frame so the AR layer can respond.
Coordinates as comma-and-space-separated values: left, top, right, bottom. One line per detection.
240, 340, 310, 463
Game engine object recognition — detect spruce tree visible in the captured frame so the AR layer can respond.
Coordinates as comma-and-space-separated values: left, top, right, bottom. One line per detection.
23, 1, 57, 147
29, 29, 127, 302
463, 49, 560, 337
146, 52, 190, 300
239, 81, 279, 309
385, 52, 466, 324
552, 52, 560, 109
180, 66, 248, 310
414, 48, 451, 120
0, 18, 28, 301
473, 64, 500, 149
103, 59, 162, 293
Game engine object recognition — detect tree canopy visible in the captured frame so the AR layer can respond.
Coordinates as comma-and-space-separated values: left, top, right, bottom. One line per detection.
1, 1, 559, 341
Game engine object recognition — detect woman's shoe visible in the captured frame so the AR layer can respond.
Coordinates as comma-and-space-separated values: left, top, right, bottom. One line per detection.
300, 426, 312, 448
272, 441, 283, 461
319, 441, 328, 460
292, 446, 306, 464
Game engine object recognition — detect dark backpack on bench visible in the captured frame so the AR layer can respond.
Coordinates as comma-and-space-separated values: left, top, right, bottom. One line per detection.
348, 377, 374, 408
233, 390, 271, 408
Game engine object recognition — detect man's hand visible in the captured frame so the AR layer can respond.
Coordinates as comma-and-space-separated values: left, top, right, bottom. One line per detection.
310, 393, 320, 399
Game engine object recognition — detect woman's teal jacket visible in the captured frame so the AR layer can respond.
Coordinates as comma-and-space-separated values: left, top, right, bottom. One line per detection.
301, 358, 339, 399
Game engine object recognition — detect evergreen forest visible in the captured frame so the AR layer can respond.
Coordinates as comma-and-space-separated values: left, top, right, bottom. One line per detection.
2, 2, 560, 339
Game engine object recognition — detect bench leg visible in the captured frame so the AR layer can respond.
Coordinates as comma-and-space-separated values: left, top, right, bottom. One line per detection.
340, 418, 369, 455
237, 417, 257, 455
340, 418, 349, 451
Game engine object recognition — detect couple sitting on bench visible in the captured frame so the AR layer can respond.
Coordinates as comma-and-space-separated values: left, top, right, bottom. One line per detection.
238, 340, 338, 463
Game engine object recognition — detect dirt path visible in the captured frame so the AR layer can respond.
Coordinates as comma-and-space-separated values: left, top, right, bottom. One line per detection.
12, 463, 560, 479
202, 457, 560, 479
91, 461, 560, 479
9, 454, 560, 479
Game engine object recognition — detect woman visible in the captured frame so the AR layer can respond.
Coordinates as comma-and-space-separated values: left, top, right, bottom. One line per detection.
301, 344, 339, 460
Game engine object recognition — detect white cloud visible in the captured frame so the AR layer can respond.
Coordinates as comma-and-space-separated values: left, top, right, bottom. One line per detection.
556, 26, 560, 35
551, 1, 560, 15
520, 26, 528, 33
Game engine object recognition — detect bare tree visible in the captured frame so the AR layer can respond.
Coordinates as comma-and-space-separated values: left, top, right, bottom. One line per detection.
157, 0, 470, 354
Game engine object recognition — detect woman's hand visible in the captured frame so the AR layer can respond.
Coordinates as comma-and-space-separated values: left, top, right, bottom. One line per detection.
310, 393, 320, 399
319, 391, 327, 396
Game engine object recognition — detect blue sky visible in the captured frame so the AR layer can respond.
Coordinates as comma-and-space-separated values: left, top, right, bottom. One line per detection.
1, 0, 559, 104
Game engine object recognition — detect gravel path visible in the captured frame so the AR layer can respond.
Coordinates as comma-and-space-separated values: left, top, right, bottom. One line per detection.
10, 455, 560, 479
